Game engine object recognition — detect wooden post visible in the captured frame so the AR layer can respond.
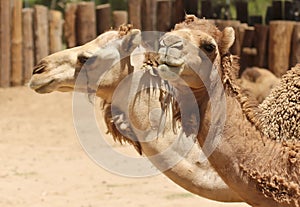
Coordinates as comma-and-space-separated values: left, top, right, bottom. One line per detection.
49, 10, 63, 54
22, 8, 34, 85
254, 24, 269, 68
96, 4, 112, 35
235, 1, 248, 23
156, 0, 172, 32
171, 0, 184, 27
240, 27, 256, 73
0, 0, 11, 87
201, 0, 213, 19
128, 0, 142, 29
237, 23, 248, 47
269, 21, 295, 77
272, 1, 283, 20
241, 27, 255, 48
249, 16, 262, 26
113, 11, 128, 29
64, 3, 77, 48
284, 1, 293, 21
33, 5, 49, 64
265, 6, 273, 24
11, 0, 23, 86
76, 2, 96, 46
141, 0, 156, 30
290, 23, 300, 67
184, 0, 198, 16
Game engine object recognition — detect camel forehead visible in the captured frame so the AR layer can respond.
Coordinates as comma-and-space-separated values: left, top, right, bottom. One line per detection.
42, 31, 120, 63
94, 31, 120, 46
174, 17, 221, 38
41, 48, 79, 66
167, 29, 218, 46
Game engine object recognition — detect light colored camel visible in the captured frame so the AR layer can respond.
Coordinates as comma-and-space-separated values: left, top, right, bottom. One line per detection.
239, 67, 280, 103
157, 15, 300, 207
29, 25, 243, 202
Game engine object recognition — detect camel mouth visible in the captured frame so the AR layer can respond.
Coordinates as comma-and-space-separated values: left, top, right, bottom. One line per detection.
159, 55, 185, 68
30, 79, 56, 94
57, 86, 74, 92
157, 63, 184, 81
157, 48, 185, 81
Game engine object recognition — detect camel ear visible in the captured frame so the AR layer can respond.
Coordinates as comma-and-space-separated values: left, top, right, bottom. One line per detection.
219, 27, 235, 54
121, 29, 142, 53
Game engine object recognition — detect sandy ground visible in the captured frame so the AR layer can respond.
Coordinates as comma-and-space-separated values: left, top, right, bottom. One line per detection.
0, 86, 250, 207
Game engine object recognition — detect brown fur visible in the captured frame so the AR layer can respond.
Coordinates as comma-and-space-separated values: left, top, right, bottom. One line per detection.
103, 102, 142, 154
174, 15, 222, 47
159, 15, 300, 206
118, 24, 133, 37
258, 65, 300, 141
222, 59, 300, 142
222, 57, 300, 206
174, 15, 234, 55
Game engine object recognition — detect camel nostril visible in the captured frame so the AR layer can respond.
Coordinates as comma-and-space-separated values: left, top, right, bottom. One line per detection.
172, 41, 183, 50
32, 64, 46, 75
161, 35, 183, 48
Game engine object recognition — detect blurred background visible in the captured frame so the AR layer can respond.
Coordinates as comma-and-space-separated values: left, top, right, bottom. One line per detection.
23, 0, 300, 22
0, 0, 299, 89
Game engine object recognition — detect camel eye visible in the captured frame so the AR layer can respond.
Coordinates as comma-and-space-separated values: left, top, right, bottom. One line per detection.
78, 55, 89, 65
203, 44, 216, 53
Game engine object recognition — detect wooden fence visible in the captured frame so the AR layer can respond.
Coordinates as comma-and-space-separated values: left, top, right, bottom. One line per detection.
0, 0, 299, 87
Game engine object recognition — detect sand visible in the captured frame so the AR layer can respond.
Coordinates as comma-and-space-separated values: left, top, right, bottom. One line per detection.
0, 86, 249, 207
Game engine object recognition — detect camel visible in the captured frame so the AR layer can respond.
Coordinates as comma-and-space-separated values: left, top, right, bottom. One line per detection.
29, 25, 243, 202
156, 15, 300, 207
239, 67, 280, 103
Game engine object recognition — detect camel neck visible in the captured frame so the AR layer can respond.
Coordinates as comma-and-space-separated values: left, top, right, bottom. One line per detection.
199, 59, 300, 207
199, 86, 299, 206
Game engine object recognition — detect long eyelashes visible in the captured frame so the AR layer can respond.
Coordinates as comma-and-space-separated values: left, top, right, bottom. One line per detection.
202, 43, 216, 53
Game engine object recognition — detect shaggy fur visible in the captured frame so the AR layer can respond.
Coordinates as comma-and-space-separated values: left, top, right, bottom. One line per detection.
222, 56, 300, 142
103, 102, 142, 154
258, 65, 300, 141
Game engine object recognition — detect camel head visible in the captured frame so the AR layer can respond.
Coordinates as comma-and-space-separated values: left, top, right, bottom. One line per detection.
239, 67, 280, 103
29, 25, 141, 94
157, 15, 235, 89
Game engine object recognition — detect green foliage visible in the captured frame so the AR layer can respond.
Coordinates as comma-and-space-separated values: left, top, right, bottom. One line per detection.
248, 0, 272, 17
109, 0, 127, 10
